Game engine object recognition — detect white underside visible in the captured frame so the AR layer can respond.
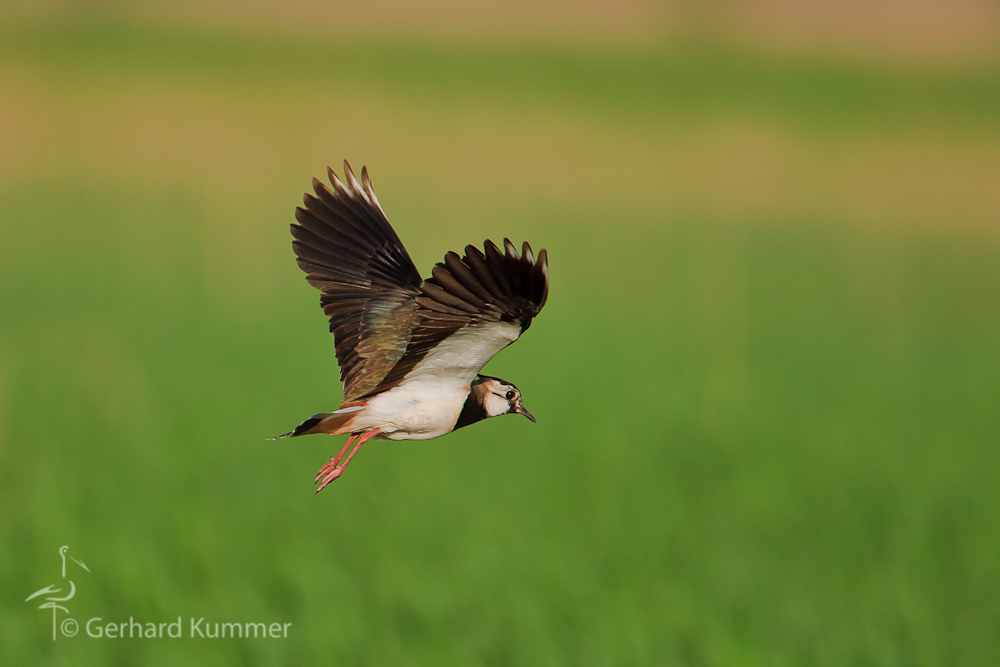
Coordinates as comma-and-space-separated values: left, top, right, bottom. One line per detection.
347, 321, 522, 440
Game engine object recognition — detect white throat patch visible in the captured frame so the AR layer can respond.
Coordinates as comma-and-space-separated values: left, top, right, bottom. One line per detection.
483, 392, 510, 418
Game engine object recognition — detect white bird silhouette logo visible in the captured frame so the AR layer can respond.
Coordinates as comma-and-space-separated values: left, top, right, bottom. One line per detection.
26, 546, 89, 640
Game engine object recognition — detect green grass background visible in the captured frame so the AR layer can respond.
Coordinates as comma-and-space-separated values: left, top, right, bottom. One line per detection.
1, 13, 999, 666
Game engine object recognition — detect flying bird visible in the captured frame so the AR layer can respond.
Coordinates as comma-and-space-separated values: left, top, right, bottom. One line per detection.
274, 161, 549, 493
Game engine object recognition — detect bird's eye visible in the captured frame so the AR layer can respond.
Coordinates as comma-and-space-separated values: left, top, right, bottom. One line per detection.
505, 390, 516, 400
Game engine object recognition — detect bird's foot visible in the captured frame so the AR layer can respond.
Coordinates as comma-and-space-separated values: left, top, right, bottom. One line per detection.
314, 459, 345, 493
312, 429, 382, 494
313, 433, 357, 493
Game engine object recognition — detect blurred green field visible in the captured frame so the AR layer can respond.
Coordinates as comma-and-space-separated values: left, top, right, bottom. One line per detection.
1, 14, 1000, 666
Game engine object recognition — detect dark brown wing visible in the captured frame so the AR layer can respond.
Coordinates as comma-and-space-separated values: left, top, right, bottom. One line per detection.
364, 238, 549, 396
291, 161, 424, 402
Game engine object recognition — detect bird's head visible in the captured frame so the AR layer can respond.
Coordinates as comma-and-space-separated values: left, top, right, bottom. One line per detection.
477, 376, 535, 422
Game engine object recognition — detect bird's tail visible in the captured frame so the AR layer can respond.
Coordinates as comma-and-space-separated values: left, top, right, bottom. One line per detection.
269, 413, 333, 439
268, 409, 361, 440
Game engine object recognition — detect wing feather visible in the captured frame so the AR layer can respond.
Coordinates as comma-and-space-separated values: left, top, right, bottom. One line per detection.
291, 161, 423, 401
291, 161, 550, 404
363, 237, 549, 396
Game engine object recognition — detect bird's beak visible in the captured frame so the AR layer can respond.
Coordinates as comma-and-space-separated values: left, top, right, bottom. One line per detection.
516, 404, 536, 423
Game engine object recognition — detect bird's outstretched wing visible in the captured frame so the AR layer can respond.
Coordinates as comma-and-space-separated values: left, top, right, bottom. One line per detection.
291, 161, 424, 402
363, 238, 549, 396
292, 161, 549, 403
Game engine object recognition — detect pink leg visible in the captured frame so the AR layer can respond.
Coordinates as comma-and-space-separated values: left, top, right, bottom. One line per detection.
315, 430, 382, 493
314, 434, 356, 484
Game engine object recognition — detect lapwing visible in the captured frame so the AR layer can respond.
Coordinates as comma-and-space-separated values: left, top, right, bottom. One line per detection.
274, 161, 549, 492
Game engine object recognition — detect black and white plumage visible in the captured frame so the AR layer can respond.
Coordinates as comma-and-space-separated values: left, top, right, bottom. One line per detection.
274, 161, 549, 492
